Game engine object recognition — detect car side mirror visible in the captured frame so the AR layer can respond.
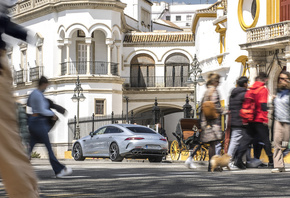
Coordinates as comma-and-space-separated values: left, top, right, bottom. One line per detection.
89, 132, 94, 137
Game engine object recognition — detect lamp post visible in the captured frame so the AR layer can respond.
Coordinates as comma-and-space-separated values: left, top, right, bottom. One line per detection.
71, 76, 86, 140
152, 98, 160, 125
185, 55, 205, 118
123, 96, 129, 123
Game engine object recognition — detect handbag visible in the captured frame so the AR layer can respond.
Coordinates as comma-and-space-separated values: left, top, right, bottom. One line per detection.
200, 124, 223, 143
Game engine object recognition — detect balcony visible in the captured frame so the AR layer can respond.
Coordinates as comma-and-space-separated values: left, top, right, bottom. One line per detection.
60, 61, 118, 76
15, 70, 24, 84
123, 76, 188, 88
30, 66, 43, 81
242, 21, 290, 49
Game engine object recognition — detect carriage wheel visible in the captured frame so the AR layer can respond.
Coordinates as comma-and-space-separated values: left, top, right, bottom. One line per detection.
181, 144, 189, 157
193, 145, 202, 161
170, 140, 180, 161
201, 145, 209, 161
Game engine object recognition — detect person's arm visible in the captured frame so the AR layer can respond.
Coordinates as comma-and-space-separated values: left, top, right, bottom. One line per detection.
259, 88, 268, 124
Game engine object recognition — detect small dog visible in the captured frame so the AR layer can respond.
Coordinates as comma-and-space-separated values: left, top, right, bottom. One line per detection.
210, 154, 231, 172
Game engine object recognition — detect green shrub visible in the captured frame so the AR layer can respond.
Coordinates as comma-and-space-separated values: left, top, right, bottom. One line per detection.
31, 151, 41, 158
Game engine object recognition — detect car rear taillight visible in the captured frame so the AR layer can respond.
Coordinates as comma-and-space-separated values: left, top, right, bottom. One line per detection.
160, 138, 167, 142
125, 137, 144, 141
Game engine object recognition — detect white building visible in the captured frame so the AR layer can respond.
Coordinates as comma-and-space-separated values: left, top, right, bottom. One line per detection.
152, 1, 209, 30
8, 0, 196, 158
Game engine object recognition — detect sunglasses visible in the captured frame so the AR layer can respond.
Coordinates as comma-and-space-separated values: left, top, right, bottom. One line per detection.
279, 77, 289, 81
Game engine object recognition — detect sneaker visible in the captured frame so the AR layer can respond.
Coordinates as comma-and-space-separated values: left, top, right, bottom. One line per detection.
271, 167, 285, 173
56, 167, 73, 178
228, 162, 239, 170
185, 157, 196, 169
234, 160, 246, 170
268, 162, 274, 168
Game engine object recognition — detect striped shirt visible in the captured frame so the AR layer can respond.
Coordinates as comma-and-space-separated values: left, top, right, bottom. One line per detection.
274, 92, 290, 123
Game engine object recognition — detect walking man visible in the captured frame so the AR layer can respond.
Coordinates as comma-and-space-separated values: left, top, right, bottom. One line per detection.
27, 76, 73, 178
235, 72, 273, 169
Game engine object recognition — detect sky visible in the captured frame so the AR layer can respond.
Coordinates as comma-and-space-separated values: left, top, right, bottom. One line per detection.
152, 0, 218, 4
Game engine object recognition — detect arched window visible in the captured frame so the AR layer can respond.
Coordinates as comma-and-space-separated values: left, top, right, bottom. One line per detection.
130, 54, 155, 87
165, 53, 189, 87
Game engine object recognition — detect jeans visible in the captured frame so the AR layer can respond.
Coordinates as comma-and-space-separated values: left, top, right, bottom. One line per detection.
236, 122, 273, 164
28, 116, 65, 174
227, 127, 245, 158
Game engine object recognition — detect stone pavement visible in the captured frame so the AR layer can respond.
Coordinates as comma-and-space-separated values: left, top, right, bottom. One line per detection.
1, 159, 290, 197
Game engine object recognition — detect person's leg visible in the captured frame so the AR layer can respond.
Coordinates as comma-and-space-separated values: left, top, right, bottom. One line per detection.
215, 141, 222, 155
273, 121, 284, 168
227, 127, 243, 158
0, 51, 39, 198
30, 117, 65, 175
254, 123, 273, 164
208, 141, 216, 171
235, 124, 254, 169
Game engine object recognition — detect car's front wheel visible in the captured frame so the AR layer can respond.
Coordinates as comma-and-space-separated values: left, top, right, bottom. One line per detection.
148, 156, 163, 163
72, 143, 86, 161
109, 143, 124, 162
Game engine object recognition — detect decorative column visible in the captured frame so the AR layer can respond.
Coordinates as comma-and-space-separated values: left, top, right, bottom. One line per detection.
57, 40, 64, 76
85, 37, 92, 75
285, 45, 290, 72
115, 40, 121, 76
64, 38, 71, 75
106, 38, 114, 75
248, 51, 257, 85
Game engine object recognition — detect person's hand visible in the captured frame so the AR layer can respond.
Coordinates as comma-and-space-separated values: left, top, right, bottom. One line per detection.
52, 115, 58, 121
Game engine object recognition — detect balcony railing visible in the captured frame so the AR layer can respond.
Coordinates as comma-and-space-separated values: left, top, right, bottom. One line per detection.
15, 70, 24, 84
123, 76, 188, 88
246, 21, 290, 43
60, 61, 118, 76
30, 66, 43, 81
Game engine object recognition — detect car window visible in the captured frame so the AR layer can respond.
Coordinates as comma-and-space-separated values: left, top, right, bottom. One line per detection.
126, 127, 156, 134
94, 127, 106, 135
105, 126, 123, 134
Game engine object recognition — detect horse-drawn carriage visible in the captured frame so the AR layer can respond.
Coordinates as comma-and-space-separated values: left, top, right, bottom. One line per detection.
170, 118, 209, 161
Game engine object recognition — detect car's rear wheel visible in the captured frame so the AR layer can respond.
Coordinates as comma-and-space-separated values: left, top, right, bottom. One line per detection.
148, 156, 163, 163
72, 143, 85, 161
109, 143, 124, 162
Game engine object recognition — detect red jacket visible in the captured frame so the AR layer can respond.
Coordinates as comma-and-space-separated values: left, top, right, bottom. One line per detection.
248, 81, 268, 124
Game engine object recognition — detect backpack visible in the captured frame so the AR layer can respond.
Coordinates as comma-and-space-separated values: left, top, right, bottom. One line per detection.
202, 88, 219, 120
240, 87, 264, 123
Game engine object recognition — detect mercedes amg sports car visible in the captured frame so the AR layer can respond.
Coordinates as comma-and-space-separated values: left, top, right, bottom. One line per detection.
72, 124, 168, 162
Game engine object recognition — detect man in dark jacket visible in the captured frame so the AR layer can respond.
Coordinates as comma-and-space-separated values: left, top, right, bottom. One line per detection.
227, 76, 248, 169
235, 72, 273, 169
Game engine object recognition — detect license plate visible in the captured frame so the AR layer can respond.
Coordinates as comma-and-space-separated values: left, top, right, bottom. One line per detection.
145, 145, 160, 149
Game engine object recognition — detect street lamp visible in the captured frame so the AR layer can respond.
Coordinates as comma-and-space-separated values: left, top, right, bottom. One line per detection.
71, 76, 86, 140
185, 55, 205, 118
123, 96, 129, 123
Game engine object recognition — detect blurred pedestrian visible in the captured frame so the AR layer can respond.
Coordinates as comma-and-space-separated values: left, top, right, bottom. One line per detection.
156, 122, 167, 138
227, 76, 248, 169
27, 76, 72, 178
271, 71, 290, 173
235, 72, 273, 169
16, 102, 31, 155
0, 1, 39, 197
198, 73, 223, 171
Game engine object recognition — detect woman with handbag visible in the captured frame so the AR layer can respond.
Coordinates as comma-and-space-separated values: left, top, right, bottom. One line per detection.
200, 73, 223, 172
271, 71, 290, 173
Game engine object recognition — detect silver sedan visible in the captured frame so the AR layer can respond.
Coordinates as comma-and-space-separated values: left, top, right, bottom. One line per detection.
72, 124, 168, 162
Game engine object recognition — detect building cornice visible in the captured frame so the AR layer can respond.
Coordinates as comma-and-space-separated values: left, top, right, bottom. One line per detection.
10, 0, 127, 24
